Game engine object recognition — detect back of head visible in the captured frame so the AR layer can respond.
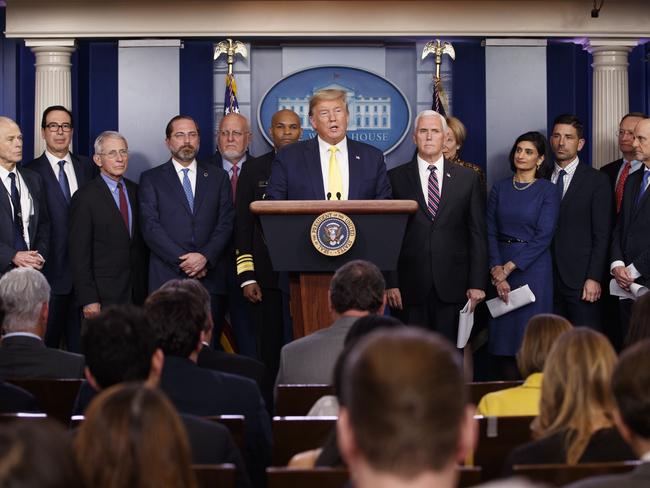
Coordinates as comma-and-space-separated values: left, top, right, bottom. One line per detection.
0, 268, 50, 334
340, 327, 466, 478
82, 305, 156, 388
535, 327, 617, 464
74, 383, 195, 488
517, 314, 572, 378
144, 288, 205, 357
329, 260, 385, 315
159, 279, 211, 333
612, 339, 650, 440
0, 420, 84, 488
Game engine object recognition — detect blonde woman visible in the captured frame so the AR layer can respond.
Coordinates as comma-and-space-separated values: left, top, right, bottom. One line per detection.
506, 328, 635, 469
477, 314, 572, 417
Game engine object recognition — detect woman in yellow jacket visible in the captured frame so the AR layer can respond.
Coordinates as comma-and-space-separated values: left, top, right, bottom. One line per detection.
477, 314, 571, 416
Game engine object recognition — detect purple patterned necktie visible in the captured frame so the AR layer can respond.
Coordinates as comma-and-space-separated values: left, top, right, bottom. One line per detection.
427, 165, 440, 220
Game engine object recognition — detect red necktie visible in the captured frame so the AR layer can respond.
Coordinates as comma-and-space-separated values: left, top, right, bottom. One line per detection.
117, 181, 129, 233
615, 161, 631, 213
231, 164, 239, 203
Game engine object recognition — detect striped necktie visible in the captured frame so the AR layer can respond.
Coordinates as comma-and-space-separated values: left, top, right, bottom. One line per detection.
427, 165, 440, 220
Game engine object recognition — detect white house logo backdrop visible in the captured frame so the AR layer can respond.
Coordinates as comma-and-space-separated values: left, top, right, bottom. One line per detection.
259, 66, 411, 154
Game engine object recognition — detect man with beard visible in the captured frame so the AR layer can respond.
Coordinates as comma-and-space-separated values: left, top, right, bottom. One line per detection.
139, 115, 234, 327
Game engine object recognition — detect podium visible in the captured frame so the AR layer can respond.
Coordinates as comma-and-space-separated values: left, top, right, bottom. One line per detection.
250, 200, 417, 338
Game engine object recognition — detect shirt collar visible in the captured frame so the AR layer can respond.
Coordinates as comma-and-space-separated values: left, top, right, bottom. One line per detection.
417, 154, 444, 173
45, 150, 72, 166
554, 157, 580, 176
317, 136, 348, 154
172, 159, 197, 174
2, 331, 41, 341
100, 172, 123, 190
0, 164, 18, 181
222, 155, 246, 173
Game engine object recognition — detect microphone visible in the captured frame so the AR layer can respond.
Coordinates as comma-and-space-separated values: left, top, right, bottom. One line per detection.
336, 192, 341, 200
326, 192, 332, 200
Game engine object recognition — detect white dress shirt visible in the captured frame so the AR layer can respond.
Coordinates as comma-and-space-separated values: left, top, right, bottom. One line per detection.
551, 157, 580, 198
417, 154, 445, 203
45, 150, 79, 195
172, 158, 197, 194
0, 165, 33, 248
317, 136, 349, 200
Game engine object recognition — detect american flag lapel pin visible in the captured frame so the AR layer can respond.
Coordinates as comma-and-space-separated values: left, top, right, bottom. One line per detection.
355, 155, 361, 160
204, 171, 209, 177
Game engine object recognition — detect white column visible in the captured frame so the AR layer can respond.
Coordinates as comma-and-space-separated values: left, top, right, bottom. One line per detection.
586, 39, 637, 169
25, 39, 76, 158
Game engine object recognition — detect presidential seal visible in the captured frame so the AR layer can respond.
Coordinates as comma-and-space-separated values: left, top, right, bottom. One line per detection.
310, 211, 356, 256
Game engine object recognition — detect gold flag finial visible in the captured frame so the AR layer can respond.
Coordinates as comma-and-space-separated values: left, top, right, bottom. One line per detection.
421, 39, 456, 80
214, 39, 248, 75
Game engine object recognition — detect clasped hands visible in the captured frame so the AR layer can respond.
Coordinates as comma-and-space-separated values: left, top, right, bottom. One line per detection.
491, 262, 515, 304
179, 252, 208, 278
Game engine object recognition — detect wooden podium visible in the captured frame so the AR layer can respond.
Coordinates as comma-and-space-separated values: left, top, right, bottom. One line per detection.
250, 200, 417, 338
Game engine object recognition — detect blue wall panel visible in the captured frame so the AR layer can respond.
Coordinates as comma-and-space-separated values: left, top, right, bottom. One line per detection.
629, 42, 649, 116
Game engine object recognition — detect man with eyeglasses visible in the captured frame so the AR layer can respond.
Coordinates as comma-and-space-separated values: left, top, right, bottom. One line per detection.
0, 116, 49, 279
25, 106, 97, 352
69, 131, 148, 320
601, 113, 648, 215
139, 115, 234, 341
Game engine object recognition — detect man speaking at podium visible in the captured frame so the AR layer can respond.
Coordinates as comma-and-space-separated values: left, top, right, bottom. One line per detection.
265, 88, 392, 201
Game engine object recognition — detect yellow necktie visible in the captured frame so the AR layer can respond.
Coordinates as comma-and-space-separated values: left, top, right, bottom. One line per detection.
327, 146, 344, 200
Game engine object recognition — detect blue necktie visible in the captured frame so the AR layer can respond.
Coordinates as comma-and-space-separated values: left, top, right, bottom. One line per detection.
637, 170, 650, 206
556, 169, 567, 199
8, 173, 27, 251
57, 160, 71, 203
181, 168, 194, 212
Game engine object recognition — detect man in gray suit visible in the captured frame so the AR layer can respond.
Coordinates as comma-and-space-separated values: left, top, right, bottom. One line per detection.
275, 259, 385, 388
0, 268, 84, 379
567, 339, 650, 487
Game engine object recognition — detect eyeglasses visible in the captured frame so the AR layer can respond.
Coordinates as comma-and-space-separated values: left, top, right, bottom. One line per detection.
171, 131, 199, 140
617, 129, 635, 138
45, 123, 72, 132
219, 130, 245, 139
99, 149, 129, 159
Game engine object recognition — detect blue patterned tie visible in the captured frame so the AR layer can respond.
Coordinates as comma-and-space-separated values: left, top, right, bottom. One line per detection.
8, 173, 27, 251
556, 169, 567, 199
58, 160, 71, 203
637, 170, 650, 206
181, 168, 194, 212
427, 165, 440, 220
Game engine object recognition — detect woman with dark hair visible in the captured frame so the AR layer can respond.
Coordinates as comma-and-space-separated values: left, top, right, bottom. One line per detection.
487, 132, 560, 379
624, 292, 650, 348
74, 383, 196, 488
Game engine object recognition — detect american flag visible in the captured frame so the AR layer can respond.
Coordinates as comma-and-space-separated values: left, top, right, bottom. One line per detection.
224, 73, 240, 115
432, 77, 448, 117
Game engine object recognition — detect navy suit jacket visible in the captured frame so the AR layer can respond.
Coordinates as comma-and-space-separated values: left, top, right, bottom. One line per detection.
0, 167, 49, 275
139, 160, 234, 294
265, 137, 392, 200
611, 167, 650, 286
24, 153, 96, 294
0, 335, 84, 379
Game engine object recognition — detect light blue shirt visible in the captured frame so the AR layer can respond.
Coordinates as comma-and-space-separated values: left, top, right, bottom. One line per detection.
222, 155, 247, 181
100, 173, 132, 236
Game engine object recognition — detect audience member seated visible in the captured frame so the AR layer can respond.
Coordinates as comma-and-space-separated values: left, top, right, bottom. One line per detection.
289, 315, 404, 469
337, 327, 476, 488
477, 314, 572, 416
505, 328, 635, 472
565, 339, 650, 487
159, 278, 273, 412
76, 305, 249, 487
623, 293, 650, 349
275, 259, 385, 389
145, 287, 271, 487
0, 420, 83, 487
74, 383, 196, 488
0, 268, 84, 379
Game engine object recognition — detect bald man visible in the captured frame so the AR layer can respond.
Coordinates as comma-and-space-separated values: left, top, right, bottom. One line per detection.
0, 117, 49, 277
611, 118, 650, 339
235, 109, 302, 375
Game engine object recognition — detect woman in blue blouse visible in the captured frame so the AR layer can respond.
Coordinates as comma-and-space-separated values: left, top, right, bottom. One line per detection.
487, 131, 560, 379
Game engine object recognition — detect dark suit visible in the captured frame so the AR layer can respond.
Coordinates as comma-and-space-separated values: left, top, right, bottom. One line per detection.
0, 335, 84, 379
69, 176, 148, 308
25, 153, 96, 351
0, 167, 49, 274
551, 164, 612, 329
0, 380, 40, 412
611, 166, 650, 336
160, 356, 271, 488
601, 158, 625, 195
234, 150, 287, 374
566, 461, 650, 488
138, 160, 234, 295
265, 137, 392, 200
388, 158, 487, 342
